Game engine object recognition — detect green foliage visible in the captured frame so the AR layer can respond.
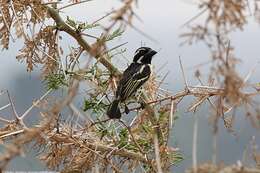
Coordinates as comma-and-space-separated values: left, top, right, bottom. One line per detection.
96, 123, 110, 139
117, 127, 153, 152
169, 152, 183, 165
81, 64, 110, 114
66, 16, 77, 28
66, 16, 99, 32
105, 28, 124, 41
78, 22, 99, 31
83, 97, 107, 113
95, 121, 119, 139
141, 123, 152, 133
82, 64, 110, 90
137, 138, 152, 152
158, 109, 169, 124
142, 164, 153, 172
44, 73, 67, 90
118, 128, 129, 147
117, 128, 139, 151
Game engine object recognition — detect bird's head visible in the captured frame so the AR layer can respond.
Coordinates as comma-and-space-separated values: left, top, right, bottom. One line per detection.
133, 47, 157, 64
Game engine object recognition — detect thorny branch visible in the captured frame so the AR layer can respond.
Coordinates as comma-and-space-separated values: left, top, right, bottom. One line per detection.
0, 0, 260, 172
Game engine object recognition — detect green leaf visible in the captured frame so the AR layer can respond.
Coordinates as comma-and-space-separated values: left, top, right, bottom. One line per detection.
118, 129, 129, 148
44, 73, 67, 90
83, 99, 96, 112
105, 28, 124, 41
170, 152, 184, 165
141, 124, 152, 133
137, 138, 151, 151
66, 16, 77, 29
66, 16, 99, 32
82, 23, 100, 30
83, 98, 106, 113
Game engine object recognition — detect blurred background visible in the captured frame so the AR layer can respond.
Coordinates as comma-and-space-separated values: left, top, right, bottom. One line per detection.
0, 0, 259, 172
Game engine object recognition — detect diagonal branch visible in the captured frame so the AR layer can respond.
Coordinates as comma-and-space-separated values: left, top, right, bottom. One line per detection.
46, 6, 120, 75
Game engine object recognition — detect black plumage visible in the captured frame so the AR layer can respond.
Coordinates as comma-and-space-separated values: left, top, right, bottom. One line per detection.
107, 47, 157, 119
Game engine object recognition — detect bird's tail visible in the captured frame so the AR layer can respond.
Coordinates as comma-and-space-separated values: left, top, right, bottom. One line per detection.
107, 99, 121, 119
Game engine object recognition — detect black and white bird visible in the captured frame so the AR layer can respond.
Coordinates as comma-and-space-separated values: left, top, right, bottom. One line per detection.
107, 47, 157, 119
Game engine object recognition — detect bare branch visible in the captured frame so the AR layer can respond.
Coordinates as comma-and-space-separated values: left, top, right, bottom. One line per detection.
0, 103, 10, 112
179, 56, 189, 89
19, 89, 52, 120
154, 132, 163, 173
59, 0, 94, 10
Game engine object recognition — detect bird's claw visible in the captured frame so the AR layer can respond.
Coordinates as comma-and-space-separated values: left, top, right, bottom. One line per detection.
140, 102, 146, 109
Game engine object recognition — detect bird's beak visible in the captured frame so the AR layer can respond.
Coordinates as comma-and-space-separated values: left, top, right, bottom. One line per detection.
148, 49, 157, 57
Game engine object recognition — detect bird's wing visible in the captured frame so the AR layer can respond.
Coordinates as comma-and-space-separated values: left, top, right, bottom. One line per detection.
116, 63, 151, 101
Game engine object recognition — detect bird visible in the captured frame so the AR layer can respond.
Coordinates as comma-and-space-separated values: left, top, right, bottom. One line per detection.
107, 47, 157, 119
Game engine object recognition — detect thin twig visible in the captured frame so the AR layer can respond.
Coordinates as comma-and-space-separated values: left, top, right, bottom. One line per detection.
19, 89, 52, 120
119, 119, 145, 155
41, 1, 61, 5
0, 103, 10, 112
169, 100, 175, 128
179, 56, 189, 88
243, 61, 259, 83
225, 40, 231, 66
6, 90, 19, 120
58, 0, 94, 10
81, 33, 99, 39
0, 116, 11, 124
37, 47, 58, 62
181, 8, 207, 28
0, 129, 25, 139
91, 11, 115, 25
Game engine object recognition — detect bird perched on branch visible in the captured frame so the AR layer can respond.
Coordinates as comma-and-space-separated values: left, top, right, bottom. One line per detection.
107, 47, 157, 119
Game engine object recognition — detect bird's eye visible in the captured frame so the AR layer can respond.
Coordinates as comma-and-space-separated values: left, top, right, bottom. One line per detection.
134, 47, 151, 59
135, 49, 143, 56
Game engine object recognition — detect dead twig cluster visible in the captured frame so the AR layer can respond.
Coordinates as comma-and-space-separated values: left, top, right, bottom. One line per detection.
0, 0, 259, 172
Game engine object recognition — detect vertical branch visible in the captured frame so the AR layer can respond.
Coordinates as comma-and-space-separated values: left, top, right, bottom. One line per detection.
192, 113, 198, 172
6, 90, 19, 120
211, 97, 222, 166
154, 131, 163, 173
169, 100, 175, 128
179, 56, 189, 89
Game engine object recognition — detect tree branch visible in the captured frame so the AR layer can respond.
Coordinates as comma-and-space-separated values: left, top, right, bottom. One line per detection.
50, 133, 150, 164
46, 6, 120, 75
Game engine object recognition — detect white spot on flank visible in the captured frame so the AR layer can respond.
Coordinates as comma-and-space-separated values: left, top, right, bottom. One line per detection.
138, 65, 145, 73
149, 64, 153, 75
